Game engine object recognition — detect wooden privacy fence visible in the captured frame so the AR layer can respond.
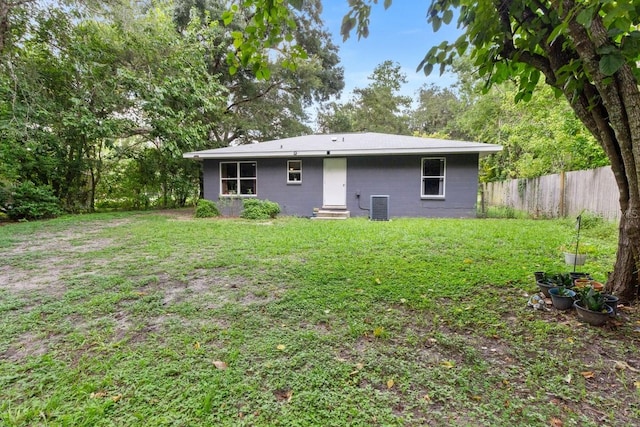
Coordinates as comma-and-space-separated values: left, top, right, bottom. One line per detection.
482, 166, 621, 221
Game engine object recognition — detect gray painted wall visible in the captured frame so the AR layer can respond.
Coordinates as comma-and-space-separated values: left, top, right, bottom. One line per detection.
202, 153, 480, 218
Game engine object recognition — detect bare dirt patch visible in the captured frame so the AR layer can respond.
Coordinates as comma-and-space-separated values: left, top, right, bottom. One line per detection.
3, 331, 53, 363
1, 220, 129, 295
155, 208, 196, 221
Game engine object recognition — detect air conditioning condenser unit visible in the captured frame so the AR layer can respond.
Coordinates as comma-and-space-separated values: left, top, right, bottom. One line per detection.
370, 195, 389, 221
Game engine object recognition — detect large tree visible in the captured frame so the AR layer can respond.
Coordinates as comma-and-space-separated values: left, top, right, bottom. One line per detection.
410, 83, 464, 138
174, 0, 343, 145
317, 60, 412, 134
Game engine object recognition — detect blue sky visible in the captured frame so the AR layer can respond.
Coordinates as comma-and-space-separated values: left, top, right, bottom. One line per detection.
320, 2, 461, 101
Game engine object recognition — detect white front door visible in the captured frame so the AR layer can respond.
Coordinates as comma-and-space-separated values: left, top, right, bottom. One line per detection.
323, 158, 347, 208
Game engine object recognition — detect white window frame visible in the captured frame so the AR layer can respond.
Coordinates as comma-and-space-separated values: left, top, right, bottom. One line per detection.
421, 157, 446, 199
219, 161, 257, 197
287, 160, 302, 184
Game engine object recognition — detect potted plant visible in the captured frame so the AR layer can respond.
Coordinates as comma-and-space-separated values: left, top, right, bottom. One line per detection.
561, 242, 596, 266
548, 287, 576, 310
537, 273, 572, 297
569, 271, 590, 285
574, 286, 613, 326
604, 294, 619, 316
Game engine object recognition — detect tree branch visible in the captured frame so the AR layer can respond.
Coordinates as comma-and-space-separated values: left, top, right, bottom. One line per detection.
226, 79, 282, 112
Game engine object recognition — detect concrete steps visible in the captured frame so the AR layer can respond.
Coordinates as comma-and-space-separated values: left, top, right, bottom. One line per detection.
312, 209, 350, 220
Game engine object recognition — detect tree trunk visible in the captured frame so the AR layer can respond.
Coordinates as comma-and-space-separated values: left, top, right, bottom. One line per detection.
558, 8, 640, 302
608, 211, 640, 301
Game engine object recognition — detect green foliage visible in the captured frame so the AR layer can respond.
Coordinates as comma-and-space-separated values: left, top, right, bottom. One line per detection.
554, 287, 573, 297
2, 0, 341, 215
454, 80, 608, 181
317, 60, 411, 134
546, 273, 573, 288
0, 181, 62, 220
577, 212, 606, 230
576, 287, 606, 312
482, 206, 531, 219
410, 83, 465, 138
195, 199, 220, 218
240, 198, 280, 219
173, 0, 341, 146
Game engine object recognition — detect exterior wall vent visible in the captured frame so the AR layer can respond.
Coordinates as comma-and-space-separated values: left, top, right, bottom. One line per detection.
370, 195, 389, 221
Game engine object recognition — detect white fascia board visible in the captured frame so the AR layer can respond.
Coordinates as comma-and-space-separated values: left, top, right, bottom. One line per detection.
184, 146, 502, 159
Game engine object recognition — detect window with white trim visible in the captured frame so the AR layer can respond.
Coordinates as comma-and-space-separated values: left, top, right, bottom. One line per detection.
287, 160, 302, 183
421, 157, 445, 198
220, 161, 257, 196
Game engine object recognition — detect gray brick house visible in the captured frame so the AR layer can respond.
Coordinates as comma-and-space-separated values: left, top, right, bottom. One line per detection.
183, 132, 502, 218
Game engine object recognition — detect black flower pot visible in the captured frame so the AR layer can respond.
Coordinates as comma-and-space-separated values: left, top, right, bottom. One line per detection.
574, 301, 613, 326
537, 280, 555, 298
549, 288, 576, 310
604, 295, 619, 316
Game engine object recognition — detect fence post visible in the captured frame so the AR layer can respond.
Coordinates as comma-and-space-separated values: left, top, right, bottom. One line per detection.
559, 170, 566, 218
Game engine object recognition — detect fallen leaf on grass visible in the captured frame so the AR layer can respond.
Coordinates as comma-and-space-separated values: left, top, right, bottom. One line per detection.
276, 344, 286, 351
348, 362, 365, 375
348, 363, 363, 376
614, 360, 639, 372
387, 379, 395, 389
580, 371, 595, 379
273, 389, 293, 402
550, 417, 563, 427
213, 360, 228, 370
111, 394, 122, 403
90, 391, 107, 399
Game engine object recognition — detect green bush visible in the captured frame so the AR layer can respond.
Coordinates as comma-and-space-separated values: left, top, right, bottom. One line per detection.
577, 211, 605, 229
241, 198, 281, 220
195, 199, 220, 218
0, 181, 62, 220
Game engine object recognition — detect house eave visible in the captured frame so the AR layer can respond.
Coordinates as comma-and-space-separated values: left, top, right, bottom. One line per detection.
183, 146, 503, 160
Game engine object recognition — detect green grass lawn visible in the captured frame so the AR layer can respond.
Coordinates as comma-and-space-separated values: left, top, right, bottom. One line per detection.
1, 211, 638, 426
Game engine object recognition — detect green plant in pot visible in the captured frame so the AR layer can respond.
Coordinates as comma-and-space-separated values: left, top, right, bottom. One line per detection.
537, 273, 572, 297
574, 286, 612, 326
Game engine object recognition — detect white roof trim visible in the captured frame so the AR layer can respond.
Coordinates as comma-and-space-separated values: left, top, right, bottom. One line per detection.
183, 132, 503, 160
